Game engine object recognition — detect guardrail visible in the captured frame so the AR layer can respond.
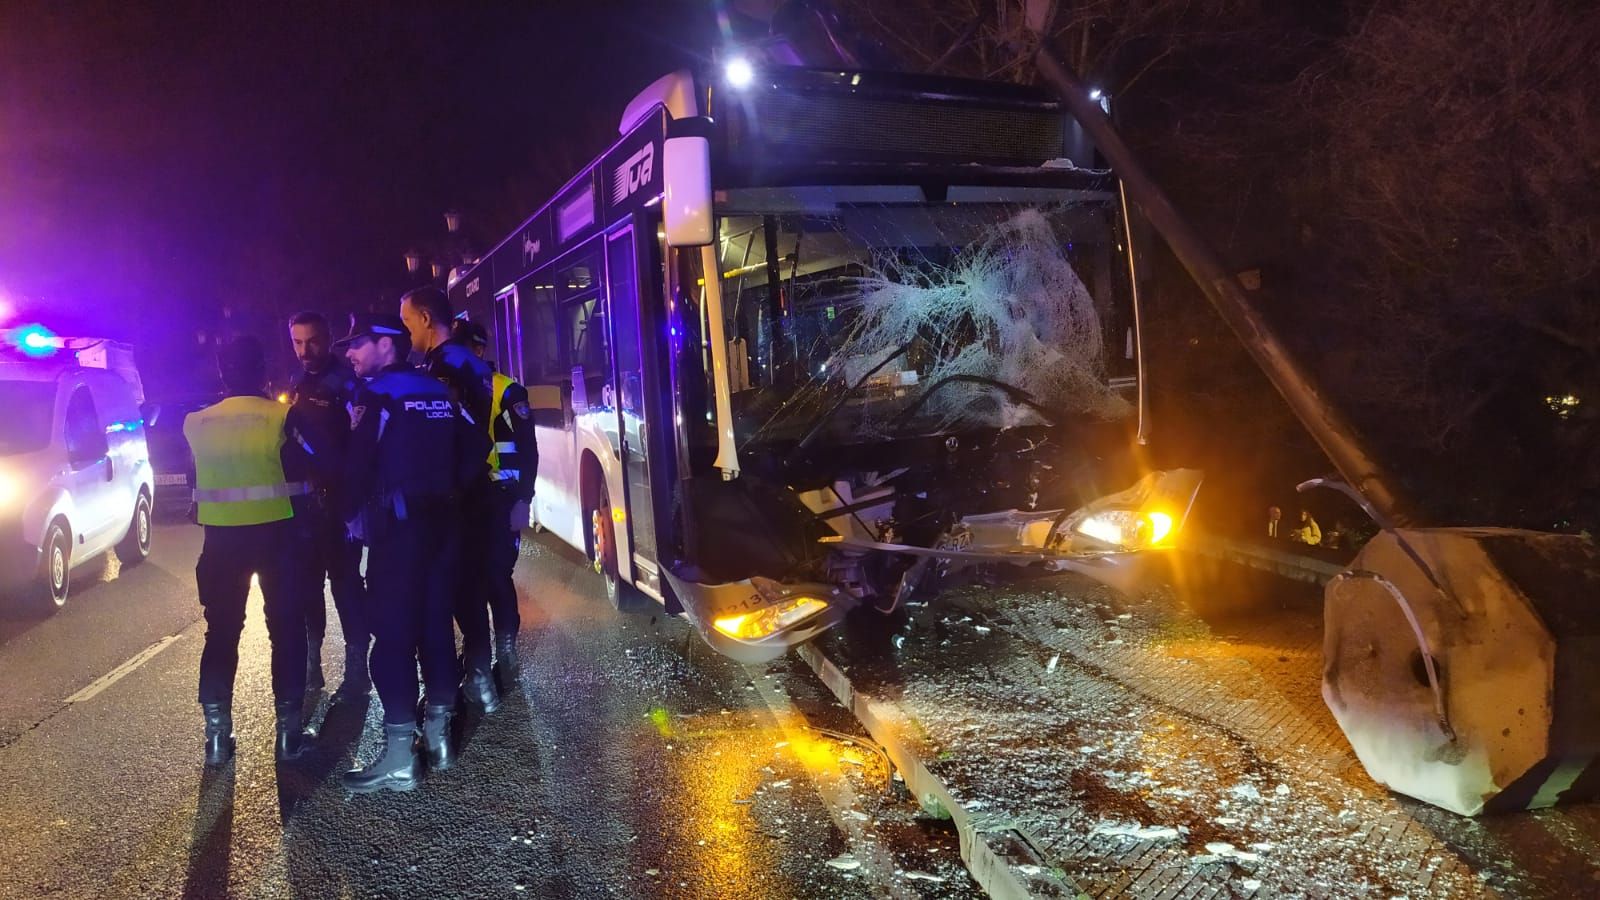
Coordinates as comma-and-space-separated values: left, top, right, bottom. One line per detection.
1183, 532, 1346, 585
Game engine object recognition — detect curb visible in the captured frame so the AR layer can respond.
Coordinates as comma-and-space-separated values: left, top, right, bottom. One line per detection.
796, 642, 1087, 900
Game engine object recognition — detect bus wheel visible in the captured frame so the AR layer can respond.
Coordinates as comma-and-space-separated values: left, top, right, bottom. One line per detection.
588, 483, 647, 611
590, 485, 619, 591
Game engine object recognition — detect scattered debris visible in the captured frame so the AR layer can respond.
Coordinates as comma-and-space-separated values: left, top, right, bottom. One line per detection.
1229, 783, 1263, 802
1091, 822, 1182, 842
1204, 841, 1261, 863
826, 854, 862, 871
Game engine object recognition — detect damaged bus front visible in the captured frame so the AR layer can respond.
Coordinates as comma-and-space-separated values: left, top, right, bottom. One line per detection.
452, 62, 1200, 663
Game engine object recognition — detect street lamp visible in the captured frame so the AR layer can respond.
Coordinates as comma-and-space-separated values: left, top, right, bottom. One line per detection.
404, 249, 424, 275
444, 210, 462, 233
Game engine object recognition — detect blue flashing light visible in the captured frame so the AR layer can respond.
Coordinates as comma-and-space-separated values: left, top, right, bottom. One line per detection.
104, 418, 145, 434
10, 323, 61, 358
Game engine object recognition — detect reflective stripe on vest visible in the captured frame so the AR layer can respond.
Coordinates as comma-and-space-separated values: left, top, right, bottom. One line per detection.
494, 442, 516, 453
490, 469, 520, 482
192, 482, 310, 503
183, 396, 295, 526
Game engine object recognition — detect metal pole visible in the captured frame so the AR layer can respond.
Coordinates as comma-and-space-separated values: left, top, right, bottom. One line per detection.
1118, 178, 1149, 446
1036, 46, 1416, 525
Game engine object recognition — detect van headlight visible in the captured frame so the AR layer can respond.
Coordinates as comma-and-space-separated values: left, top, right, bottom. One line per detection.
0, 470, 18, 508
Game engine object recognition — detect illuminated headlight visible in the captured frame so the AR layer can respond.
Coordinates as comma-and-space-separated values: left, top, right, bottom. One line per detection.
724, 57, 755, 88
0, 470, 17, 507
713, 593, 829, 642
1075, 509, 1175, 548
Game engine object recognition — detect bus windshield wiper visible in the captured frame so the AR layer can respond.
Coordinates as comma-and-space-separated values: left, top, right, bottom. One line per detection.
887, 374, 1062, 434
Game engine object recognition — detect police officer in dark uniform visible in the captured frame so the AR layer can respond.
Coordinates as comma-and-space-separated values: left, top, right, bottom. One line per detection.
399, 287, 499, 712
336, 314, 481, 793
286, 311, 369, 699
453, 319, 538, 678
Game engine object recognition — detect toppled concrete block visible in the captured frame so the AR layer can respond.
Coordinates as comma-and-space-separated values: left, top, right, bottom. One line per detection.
1322, 528, 1600, 815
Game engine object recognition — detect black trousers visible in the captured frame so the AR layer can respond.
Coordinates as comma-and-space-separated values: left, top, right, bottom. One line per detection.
366, 502, 461, 726
483, 485, 523, 641
302, 504, 367, 653
196, 520, 306, 705
454, 483, 497, 674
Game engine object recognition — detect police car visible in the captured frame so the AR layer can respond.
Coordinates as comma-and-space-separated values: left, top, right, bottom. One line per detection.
0, 327, 154, 609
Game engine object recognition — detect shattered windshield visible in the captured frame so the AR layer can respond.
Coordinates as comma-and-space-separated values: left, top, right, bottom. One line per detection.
716, 186, 1136, 448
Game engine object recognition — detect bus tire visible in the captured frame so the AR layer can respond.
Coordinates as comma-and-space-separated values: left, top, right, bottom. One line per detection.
587, 475, 648, 612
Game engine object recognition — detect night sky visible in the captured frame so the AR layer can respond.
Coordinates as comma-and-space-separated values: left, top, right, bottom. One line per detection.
0, 1, 715, 389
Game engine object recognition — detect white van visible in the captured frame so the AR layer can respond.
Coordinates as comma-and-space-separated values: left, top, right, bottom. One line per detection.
0, 358, 155, 608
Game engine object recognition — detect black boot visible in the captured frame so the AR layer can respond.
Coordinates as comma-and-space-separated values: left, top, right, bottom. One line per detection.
462, 668, 501, 714
202, 702, 234, 766
342, 723, 419, 794
421, 703, 455, 772
494, 634, 520, 680
305, 638, 325, 692
335, 641, 371, 701
275, 700, 312, 762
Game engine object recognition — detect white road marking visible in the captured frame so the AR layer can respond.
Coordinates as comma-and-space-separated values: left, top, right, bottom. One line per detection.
64, 635, 183, 704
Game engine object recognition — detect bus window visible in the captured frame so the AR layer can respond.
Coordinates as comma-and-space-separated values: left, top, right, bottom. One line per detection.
552, 248, 607, 408
521, 283, 561, 384
564, 298, 609, 409
565, 299, 607, 371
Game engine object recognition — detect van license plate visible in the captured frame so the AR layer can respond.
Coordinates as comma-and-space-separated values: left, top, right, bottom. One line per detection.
155, 474, 188, 486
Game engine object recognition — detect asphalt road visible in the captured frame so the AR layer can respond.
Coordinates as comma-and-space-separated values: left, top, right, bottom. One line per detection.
0, 523, 977, 899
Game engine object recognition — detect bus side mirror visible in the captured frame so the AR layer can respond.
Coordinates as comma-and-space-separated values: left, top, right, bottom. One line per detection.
663, 118, 714, 247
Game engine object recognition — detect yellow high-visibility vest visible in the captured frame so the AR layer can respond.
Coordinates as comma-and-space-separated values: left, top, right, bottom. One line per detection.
184, 396, 303, 526
487, 370, 514, 478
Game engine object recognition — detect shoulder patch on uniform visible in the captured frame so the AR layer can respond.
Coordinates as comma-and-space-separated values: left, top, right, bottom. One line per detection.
512, 401, 531, 420
349, 405, 366, 430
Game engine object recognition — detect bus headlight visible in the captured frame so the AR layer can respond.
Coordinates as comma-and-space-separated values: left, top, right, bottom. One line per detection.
1075, 508, 1175, 548
713, 594, 829, 641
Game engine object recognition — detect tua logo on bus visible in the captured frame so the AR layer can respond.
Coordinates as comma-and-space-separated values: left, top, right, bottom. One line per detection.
403, 399, 454, 420
611, 143, 655, 206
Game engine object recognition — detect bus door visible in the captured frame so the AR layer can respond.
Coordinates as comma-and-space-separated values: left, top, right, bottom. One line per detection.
605, 223, 660, 591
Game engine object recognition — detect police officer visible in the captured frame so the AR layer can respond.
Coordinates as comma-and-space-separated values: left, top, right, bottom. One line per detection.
184, 337, 312, 765
453, 319, 538, 678
399, 287, 498, 711
337, 314, 481, 793
287, 311, 369, 699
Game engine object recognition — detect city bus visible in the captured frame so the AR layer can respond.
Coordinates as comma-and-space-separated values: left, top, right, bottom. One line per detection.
449, 59, 1201, 662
